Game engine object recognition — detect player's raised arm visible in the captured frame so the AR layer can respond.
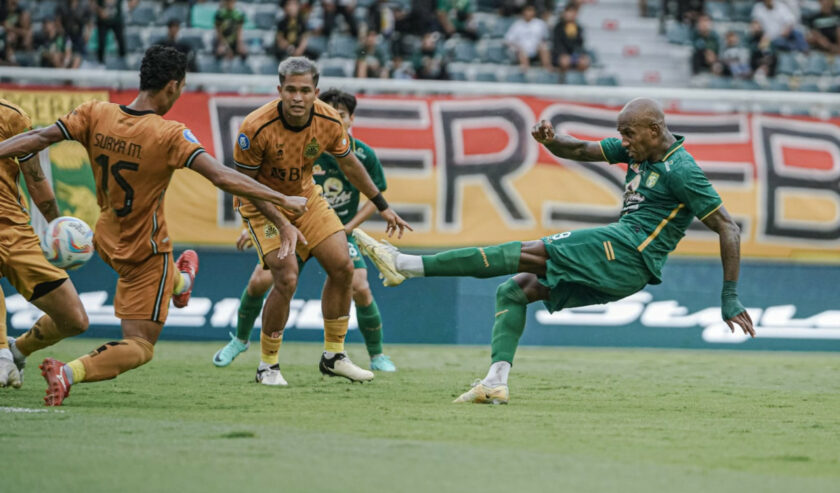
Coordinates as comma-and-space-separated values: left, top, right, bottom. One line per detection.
0, 125, 64, 162
335, 152, 412, 238
20, 156, 59, 222
189, 152, 307, 216
701, 206, 755, 337
531, 119, 606, 162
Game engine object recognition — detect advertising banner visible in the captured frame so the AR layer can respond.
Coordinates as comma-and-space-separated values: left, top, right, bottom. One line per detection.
3, 251, 839, 351
3, 87, 840, 262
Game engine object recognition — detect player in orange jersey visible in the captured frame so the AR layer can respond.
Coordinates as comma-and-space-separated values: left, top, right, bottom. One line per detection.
0, 46, 307, 405
0, 99, 88, 390
233, 56, 410, 386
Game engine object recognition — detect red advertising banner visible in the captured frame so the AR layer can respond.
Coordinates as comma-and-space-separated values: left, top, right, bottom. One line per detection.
3, 87, 839, 260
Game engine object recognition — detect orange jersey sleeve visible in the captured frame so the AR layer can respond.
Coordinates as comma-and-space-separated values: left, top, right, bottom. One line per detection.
232, 114, 268, 172
56, 99, 99, 146
313, 101, 351, 158
163, 122, 206, 170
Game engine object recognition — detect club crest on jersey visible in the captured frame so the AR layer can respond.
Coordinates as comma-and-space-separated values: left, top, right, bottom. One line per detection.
238, 133, 250, 150
312, 164, 325, 176
263, 223, 278, 239
183, 129, 199, 144
303, 138, 320, 158
646, 172, 660, 188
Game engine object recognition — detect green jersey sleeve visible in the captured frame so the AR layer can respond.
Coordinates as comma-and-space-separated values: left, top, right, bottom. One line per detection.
599, 137, 631, 164
668, 160, 723, 220
357, 139, 387, 192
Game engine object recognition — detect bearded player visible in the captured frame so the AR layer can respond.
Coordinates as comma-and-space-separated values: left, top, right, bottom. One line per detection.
212, 89, 397, 372
355, 98, 754, 404
230, 57, 410, 387
0, 46, 307, 405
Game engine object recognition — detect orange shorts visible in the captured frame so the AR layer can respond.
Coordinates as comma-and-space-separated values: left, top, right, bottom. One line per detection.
0, 222, 68, 301
240, 186, 343, 265
96, 240, 177, 323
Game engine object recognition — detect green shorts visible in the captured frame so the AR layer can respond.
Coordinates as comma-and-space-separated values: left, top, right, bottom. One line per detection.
539, 223, 652, 313
296, 234, 367, 270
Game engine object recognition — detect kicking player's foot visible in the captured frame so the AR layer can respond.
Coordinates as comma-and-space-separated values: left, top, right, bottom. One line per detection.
0, 350, 22, 389
255, 364, 287, 386
453, 380, 509, 405
370, 354, 396, 372
352, 229, 405, 287
8, 336, 25, 382
213, 332, 249, 367
172, 249, 199, 308
319, 353, 374, 382
39, 358, 71, 406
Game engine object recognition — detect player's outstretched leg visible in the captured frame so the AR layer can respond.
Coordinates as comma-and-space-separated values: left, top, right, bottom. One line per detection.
353, 228, 522, 287
172, 249, 199, 308
453, 274, 548, 405
254, 249, 299, 386
213, 265, 272, 367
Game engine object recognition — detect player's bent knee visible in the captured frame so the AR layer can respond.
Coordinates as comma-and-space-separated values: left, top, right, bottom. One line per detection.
126, 336, 155, 368
272, 270, 299, 294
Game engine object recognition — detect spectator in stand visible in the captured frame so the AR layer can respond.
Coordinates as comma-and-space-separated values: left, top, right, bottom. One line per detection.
412, 30, 447, 79
156, 19, 198, 72
214, 0, 247, 60
504, 4, 552, 71
58, 0, 94, 58
395, 0, 439, 36
806, 0, 840, 54
437, 0, 478, 40
721, 30, 752, 78
2, 0, 33, 51
748, 19, 777, 78
94, 0, 136, 64
356, 30, 389, 78
751, 0, 808, 53
367, 0, 396, 40
691, 14, 722, 75
36, 16, 80, 68
0, 26, 17, 65
275, 0, 315, 61
553, 3, 590, 73
321, 0, 358, 38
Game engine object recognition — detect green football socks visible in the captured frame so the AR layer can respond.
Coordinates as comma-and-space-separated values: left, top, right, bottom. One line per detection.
421, 241, 521, 278
490, 278, 530, 364
356, 300, 384, 357
236, 288, 267, 342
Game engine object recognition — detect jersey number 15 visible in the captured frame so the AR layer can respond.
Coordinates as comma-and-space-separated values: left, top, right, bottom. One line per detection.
95, 154, 138, 217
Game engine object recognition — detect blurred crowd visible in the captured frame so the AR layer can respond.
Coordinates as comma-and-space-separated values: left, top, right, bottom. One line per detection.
0, 0, 593, 80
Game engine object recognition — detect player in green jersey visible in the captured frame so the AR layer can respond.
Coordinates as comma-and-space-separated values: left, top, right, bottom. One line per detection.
212, 89, 397, 372
353, 97, 754, 404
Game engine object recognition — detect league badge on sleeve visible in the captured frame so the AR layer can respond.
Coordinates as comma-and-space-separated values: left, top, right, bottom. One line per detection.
238, 133, 251, 150
183, 128, 200, 144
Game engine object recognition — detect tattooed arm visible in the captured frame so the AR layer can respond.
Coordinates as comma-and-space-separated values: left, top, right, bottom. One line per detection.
20, 157, 59, 222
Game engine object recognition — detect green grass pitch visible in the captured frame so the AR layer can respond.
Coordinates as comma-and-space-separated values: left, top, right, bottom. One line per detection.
3, 339, 839, 493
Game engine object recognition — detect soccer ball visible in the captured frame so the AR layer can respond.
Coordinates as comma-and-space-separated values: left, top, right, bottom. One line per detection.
41, 216, 95, 270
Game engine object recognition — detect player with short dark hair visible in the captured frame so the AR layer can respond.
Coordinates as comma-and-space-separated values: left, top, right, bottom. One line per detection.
230, 57, 410, 386
212, 88, 397, 372
0, 45, 307, 405
355, 97, 754, 404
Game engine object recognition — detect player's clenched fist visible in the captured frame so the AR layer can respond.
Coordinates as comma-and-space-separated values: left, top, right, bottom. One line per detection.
531, 120, 555, 144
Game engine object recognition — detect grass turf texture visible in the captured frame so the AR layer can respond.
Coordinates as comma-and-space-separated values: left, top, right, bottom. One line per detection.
3, 339, 839, 493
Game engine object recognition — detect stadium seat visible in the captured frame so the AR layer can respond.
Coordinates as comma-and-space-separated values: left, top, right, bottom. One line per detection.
253, 56, 280, 75
501, 68, 527, 83
666, 23, 691, 45
327, 34, 358, 59
306, 36, 328, 58
447, 62, 469, 81
125, 29, 145, 53
804, 53, 829, 76
446, 38, 478, 63
491, 16, 516, 38
14, 50, 37, 67
31, 0, 57, 22
595, 75, 618, 86
475, 65, 500, 82
191, 2, 219, 30
731, 78, 760, 90
768, 78, 791, 91
705, 1, 732, 21
320, 58, 354, 77
474, 13, 497, 38
128, 2, 159, 26
564, 70, 586, 85
732, 1, 753, 22
797, 81, 821, 92
197, 53, 221, 73
243, 30, 268, 55
179, 31, 209, 53
225, 58, 253, 74
358, 0, 376, 7
476, 0, 497, 13
127, 53, 144, 71
526, 68, 560, 84
776, 53, 799, 75
105, 55, 127, 71
479, 39, 514, 64
159, 3, 190, 26
253, 6, 278, 30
